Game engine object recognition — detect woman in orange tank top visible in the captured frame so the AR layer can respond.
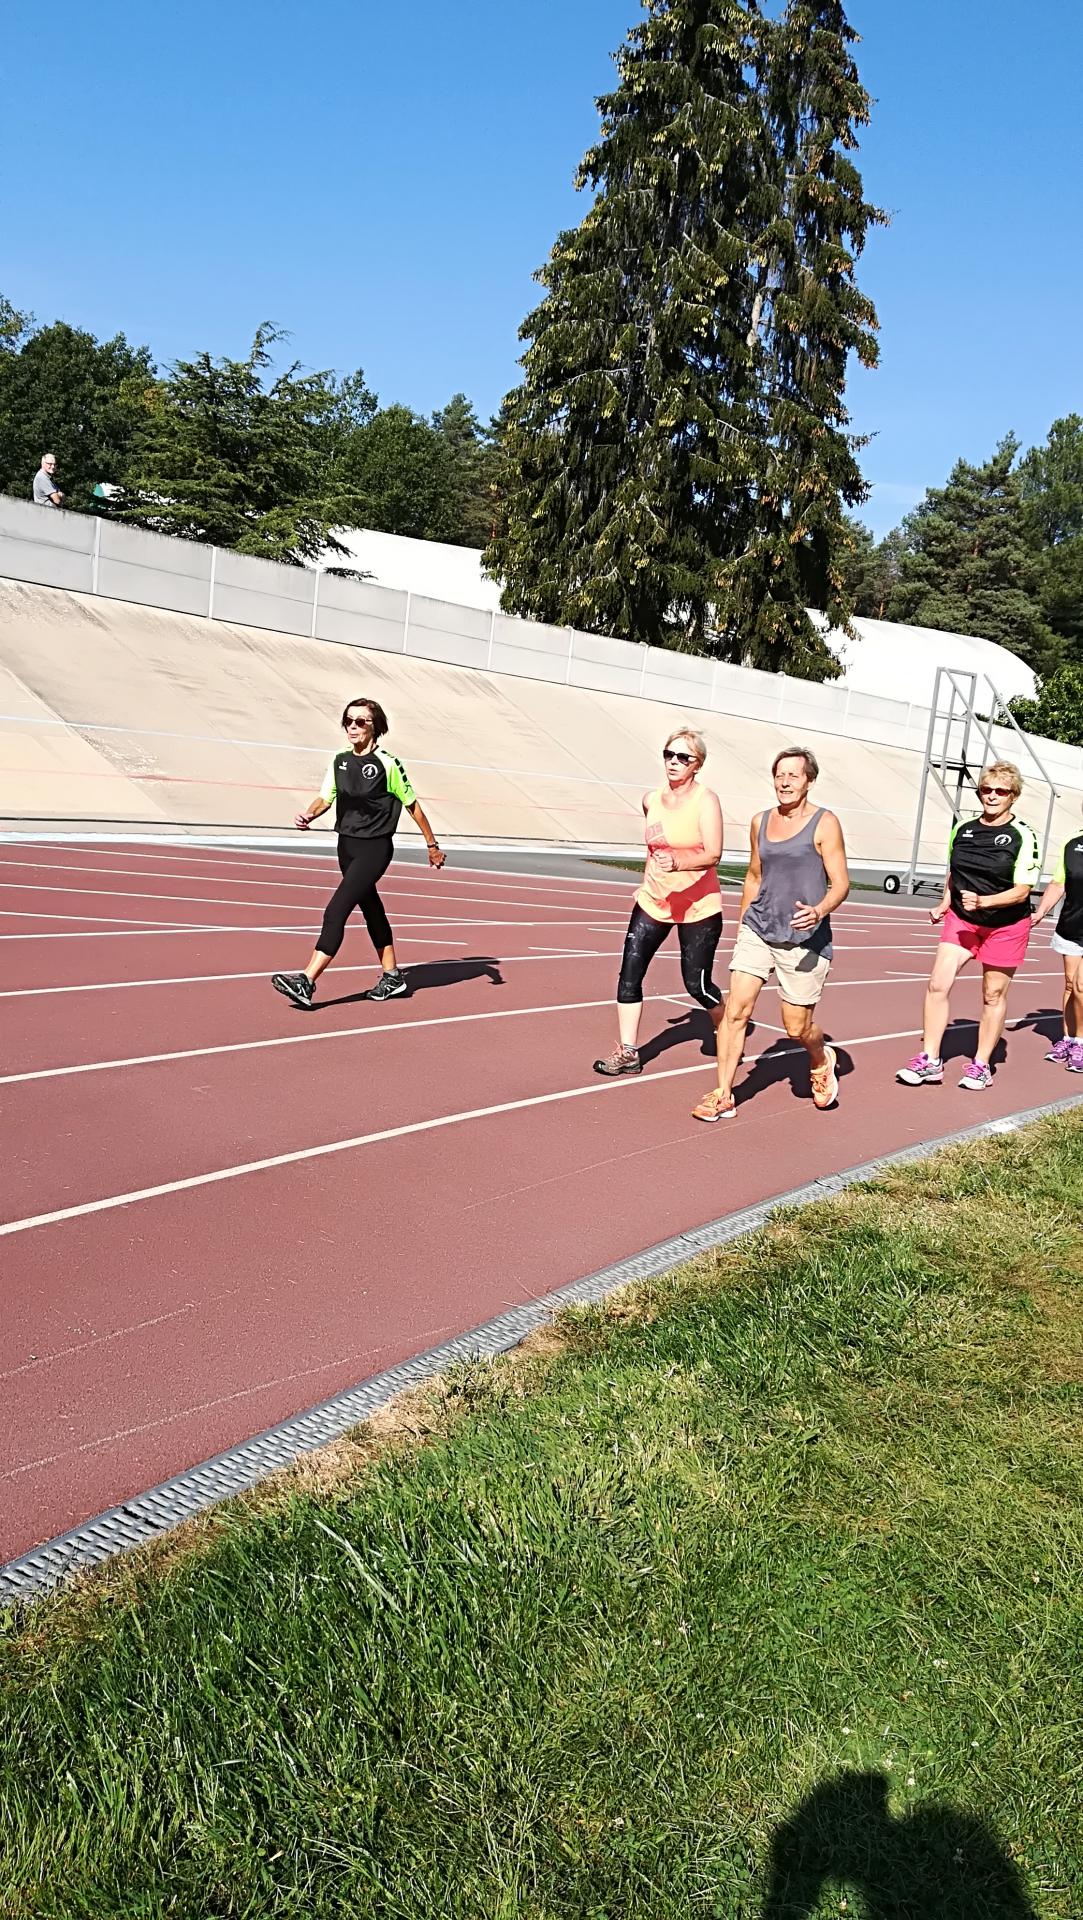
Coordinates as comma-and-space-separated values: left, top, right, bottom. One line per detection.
593, 728, 724, 1076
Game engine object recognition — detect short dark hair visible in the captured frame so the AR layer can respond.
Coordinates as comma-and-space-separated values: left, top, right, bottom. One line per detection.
772, 745, 819, 782
341, 696, 389, 740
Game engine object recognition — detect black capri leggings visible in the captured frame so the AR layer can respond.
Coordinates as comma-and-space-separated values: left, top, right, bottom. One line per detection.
317, 835, 395, 960
616, 903, 723, 1010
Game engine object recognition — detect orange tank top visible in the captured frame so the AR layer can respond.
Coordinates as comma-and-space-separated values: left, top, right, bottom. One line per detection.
636, 784, 722, 925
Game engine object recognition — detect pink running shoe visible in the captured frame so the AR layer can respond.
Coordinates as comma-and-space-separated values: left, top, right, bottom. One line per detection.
1046, 1035, 1073, 1063
896, 1051, 943, 1087
958, 1059, 993, 1091
1066, 1041, 1083, 1074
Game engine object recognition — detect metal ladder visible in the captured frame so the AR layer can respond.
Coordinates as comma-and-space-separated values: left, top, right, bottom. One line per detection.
903, 667, 1059, 895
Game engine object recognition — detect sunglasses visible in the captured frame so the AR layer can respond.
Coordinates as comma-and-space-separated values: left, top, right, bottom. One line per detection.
979, 786, 1012, 798
344, 715, 371, 728
663, 749, 695, 766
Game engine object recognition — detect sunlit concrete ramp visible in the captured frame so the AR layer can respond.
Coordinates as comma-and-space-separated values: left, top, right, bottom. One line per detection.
1, 538, 1081, 867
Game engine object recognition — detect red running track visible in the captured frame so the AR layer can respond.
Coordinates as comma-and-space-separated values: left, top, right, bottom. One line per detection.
0, 839, 1071, 1565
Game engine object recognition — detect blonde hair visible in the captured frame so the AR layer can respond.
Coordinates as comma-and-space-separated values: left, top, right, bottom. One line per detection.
979, 760, 1023, 798
664, 727, 706, 764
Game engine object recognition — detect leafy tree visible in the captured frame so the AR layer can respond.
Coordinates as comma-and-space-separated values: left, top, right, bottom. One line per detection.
1009, 663, 1083, 748
339, 405, 460, 542
887, 436, 1060, 676
0, 316, 154, 508
115, 324, 361, 564
716, 0, 885, 674
0, 293, 32, 352
487, 0, 771, 654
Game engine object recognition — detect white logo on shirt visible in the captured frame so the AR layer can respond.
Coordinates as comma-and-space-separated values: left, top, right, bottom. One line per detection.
994, 834, 1011, 847
361, 763, 379, 781
960, 830, 974, 839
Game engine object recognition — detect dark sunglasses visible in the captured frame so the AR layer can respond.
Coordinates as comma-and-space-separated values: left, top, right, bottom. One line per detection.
344, 715, 371, 728
979, 785, 1012, 797
663, 749, 695, 765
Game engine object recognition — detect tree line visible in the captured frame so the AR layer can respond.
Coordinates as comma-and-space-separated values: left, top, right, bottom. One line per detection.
844, 424, 1083, 746
0, 296, 501, 562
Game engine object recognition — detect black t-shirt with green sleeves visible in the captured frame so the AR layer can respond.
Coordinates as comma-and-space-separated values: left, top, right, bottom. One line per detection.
1054, 833, 1083, 945
318, 746, 417, 840
947, 815, 1040, 927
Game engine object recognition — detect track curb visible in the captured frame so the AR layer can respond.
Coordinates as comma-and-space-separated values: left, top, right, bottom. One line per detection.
4, 1092, 1082, 1606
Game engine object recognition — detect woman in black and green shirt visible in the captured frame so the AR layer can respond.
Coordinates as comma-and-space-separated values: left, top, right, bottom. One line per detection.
1033, 810, 1083, 1072
271, 696, 445, 1009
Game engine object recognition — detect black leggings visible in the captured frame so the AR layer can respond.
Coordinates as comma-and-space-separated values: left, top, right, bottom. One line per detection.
316, 835, 395, 960
616, 903, 723, 1010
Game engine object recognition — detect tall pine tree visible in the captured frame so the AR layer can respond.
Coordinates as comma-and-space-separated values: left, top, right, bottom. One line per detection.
715, 0, 884, 674
488, 0, 882, 676
486, 0, 768, 653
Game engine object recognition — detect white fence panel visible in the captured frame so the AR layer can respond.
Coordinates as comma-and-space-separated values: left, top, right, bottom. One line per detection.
96, 520, 212, 615
406, 594, 491, 670
213, 550, 312, 636
315, 575, 408, 652
0, 496, 95, 593
489, 614, 572, 682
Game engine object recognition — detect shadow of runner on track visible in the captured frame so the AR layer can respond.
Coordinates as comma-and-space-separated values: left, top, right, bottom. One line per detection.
734, 1036, 854, 1109
761, 1771, 1037, 1919
306, 956, 506, 1010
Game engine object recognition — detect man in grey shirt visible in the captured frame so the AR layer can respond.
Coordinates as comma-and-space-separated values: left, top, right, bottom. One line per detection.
32, 454, 63, 507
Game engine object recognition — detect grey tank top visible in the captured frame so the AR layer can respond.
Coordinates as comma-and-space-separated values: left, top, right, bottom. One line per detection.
742, 807, 833, 955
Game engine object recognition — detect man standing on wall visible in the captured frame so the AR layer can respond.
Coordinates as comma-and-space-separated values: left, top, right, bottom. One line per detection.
32, 454, 63, 508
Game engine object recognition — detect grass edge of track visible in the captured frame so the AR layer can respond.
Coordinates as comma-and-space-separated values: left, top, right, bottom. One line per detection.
2, 1109, 1082, 1918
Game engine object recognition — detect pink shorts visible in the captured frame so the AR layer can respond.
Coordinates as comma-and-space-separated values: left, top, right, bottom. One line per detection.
940, 908, 1030, 970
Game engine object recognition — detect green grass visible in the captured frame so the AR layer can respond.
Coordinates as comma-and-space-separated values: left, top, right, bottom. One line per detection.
3, 1114, 1083, 1918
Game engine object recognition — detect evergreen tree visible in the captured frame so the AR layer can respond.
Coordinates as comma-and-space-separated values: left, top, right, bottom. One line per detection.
487, 0, 770, 653
716, 0, 884, 673
888, 436, 1060, 675
432, 394, 498, 547
115, 325, 360, 564
489, 0, 881, 675
0, 317, 153, 508
1018, 414, 1083, 660
840, 519, 905, 620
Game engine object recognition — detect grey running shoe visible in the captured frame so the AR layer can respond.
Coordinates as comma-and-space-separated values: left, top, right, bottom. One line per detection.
896, 1051, 943, 1086
364, 968, 409, 1002
272, 971, 314, 1009
958, 1058, 993, 1091
593, 1044, 642, 1077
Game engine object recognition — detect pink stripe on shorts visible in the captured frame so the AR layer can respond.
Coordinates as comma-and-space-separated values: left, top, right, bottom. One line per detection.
940, 907, 1030, 969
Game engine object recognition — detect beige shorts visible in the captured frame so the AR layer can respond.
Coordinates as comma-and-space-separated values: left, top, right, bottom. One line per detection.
729, 921, 831, 1007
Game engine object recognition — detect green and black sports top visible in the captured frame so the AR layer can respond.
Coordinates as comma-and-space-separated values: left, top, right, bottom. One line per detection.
1053, 832, 1083, 945
947, 815, 1040, 927
319, 747, 417, 839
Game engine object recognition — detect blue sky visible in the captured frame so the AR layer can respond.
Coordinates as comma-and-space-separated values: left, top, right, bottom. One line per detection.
6, 1, 1081, 535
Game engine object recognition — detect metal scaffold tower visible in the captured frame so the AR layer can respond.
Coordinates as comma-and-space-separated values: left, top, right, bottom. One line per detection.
903, 667, 1059, 895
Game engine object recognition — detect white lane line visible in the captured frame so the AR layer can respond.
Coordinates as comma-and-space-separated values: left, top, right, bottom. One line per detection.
0, 993, 669, 1087
0, 865, 645, 920
0, 1021, 934, 1242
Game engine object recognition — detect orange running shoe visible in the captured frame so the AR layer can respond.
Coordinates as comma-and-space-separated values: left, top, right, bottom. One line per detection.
692, 1086, 736, 1123
810, 1043, 838, 1110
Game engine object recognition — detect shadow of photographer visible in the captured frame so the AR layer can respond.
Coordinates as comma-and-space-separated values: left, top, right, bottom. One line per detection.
762, 1771, 1036, 1919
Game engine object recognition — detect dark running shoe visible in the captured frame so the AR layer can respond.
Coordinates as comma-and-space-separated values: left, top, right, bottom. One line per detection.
364, 968, 409, 1002
592, 1044, 642, 1077
272, 970, 315, 1009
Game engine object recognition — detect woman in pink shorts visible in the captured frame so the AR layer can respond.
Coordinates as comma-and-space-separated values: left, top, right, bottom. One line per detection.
897, 761, 1040, 1092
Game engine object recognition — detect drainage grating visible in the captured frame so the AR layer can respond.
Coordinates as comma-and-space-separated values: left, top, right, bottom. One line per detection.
4, 1093, 1081, 1607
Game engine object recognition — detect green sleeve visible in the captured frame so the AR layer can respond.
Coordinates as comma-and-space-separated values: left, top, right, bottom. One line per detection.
1013, 825, 1041, 887
1054, 845, 1066, 885
381, 750, 417, 807
318, 760, 337, 805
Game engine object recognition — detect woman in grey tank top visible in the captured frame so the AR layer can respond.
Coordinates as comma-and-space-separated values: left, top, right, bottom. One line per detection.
692, 747, 850, 1123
